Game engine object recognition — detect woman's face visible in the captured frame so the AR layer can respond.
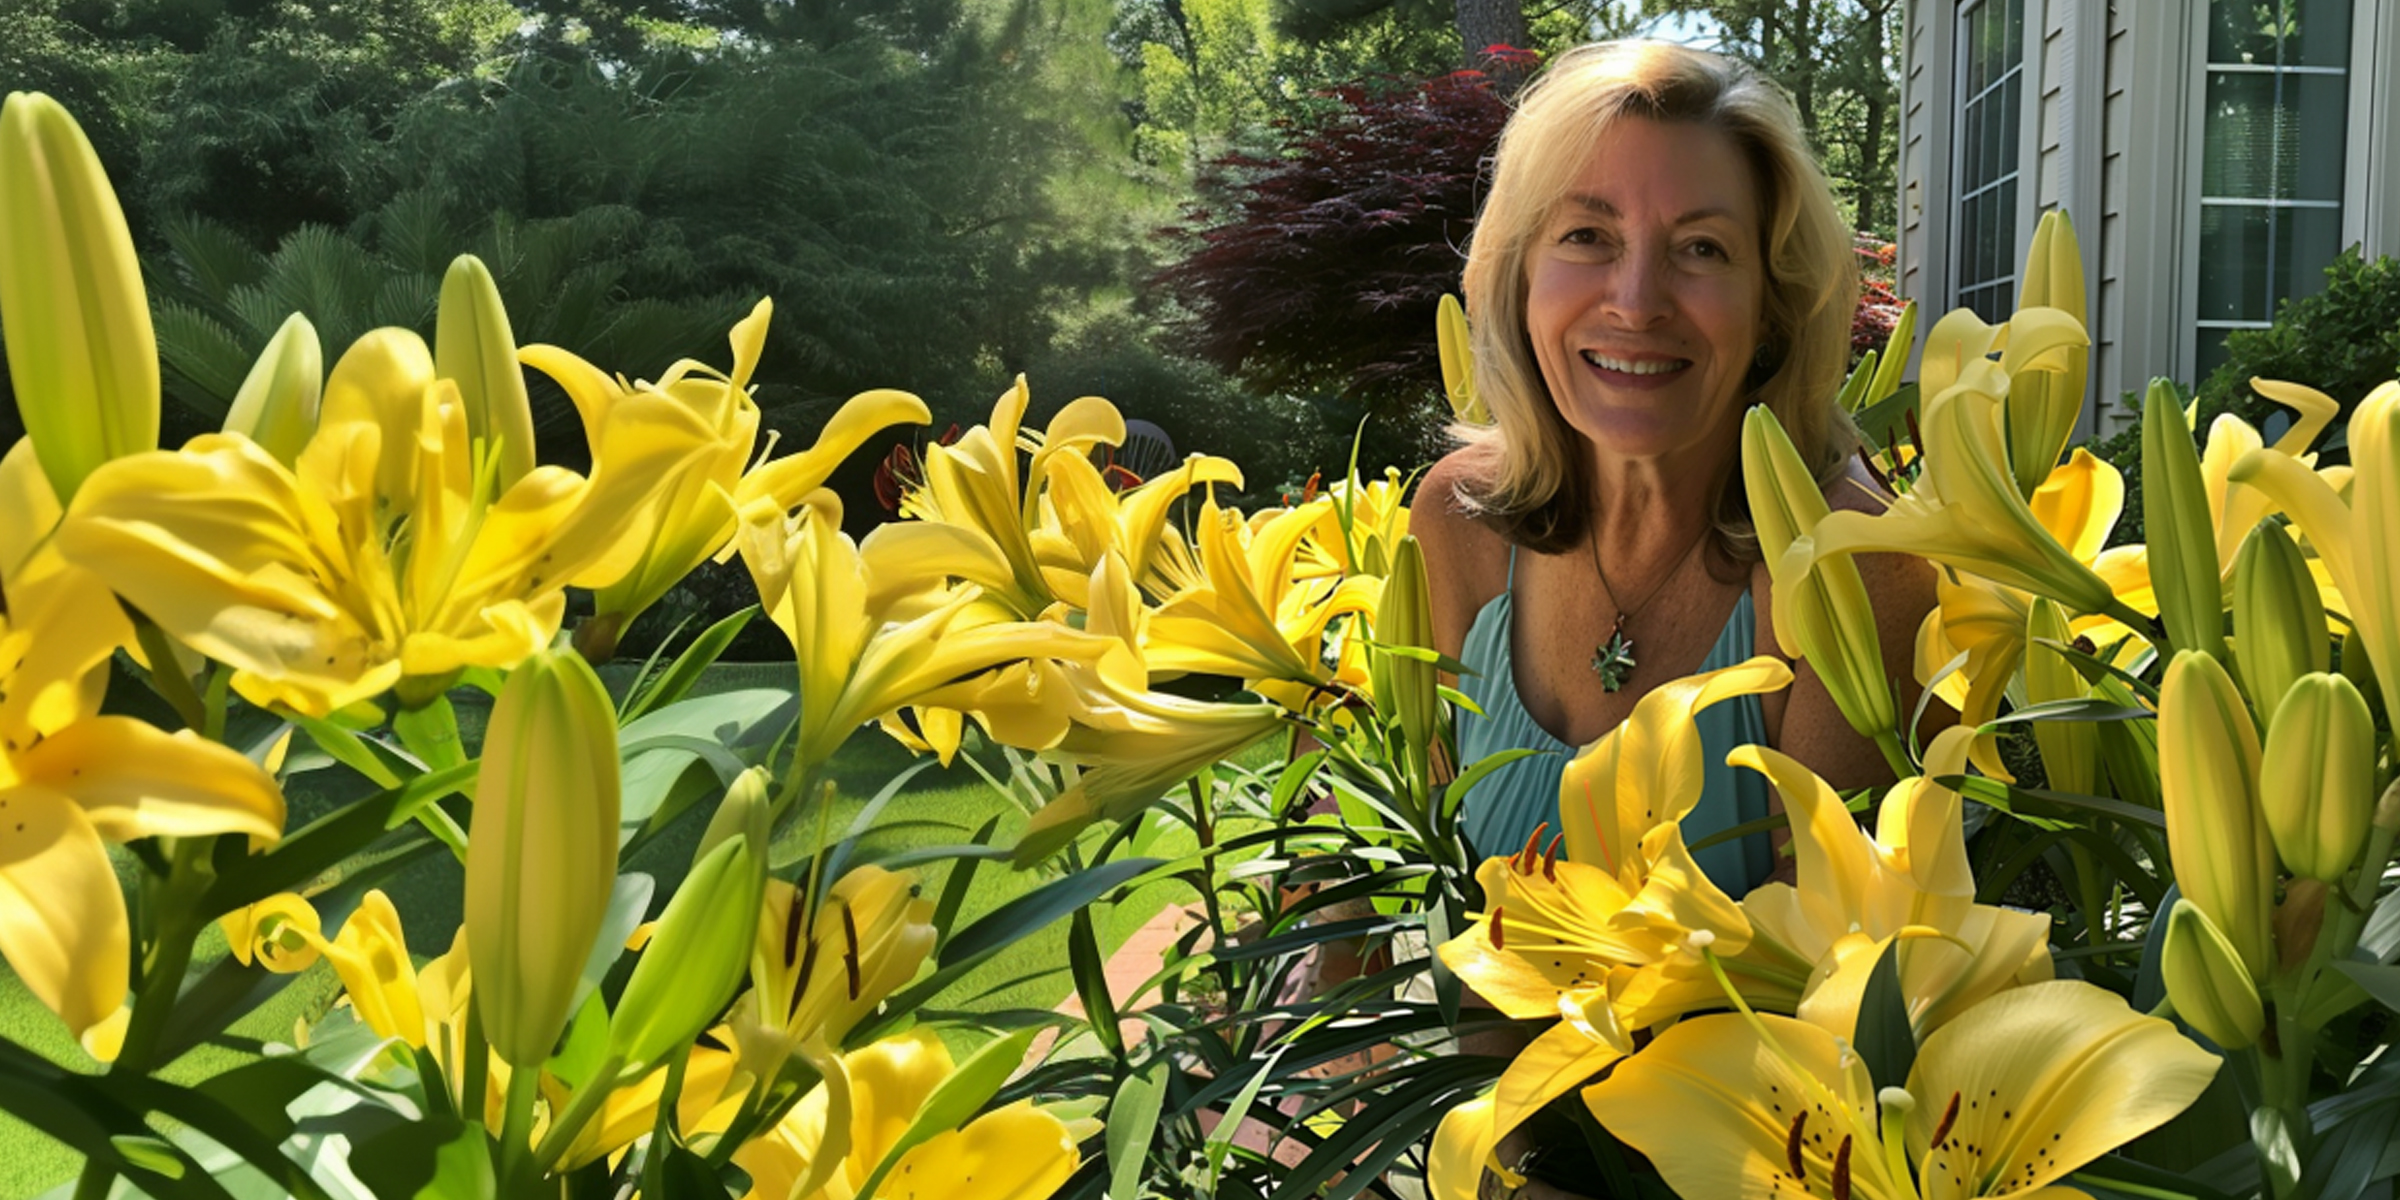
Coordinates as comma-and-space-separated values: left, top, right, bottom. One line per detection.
1523, 116, 1768, 468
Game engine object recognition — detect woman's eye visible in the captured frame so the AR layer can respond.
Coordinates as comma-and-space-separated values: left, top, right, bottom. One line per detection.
1687, 239, 1727, 259
1559, 227, 1599, 245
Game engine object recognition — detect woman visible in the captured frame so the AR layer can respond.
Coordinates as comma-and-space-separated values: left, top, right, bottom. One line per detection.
1408, 41, 1936, 1199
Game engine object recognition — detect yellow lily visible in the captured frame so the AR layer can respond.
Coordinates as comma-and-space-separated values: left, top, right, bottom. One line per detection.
2228, 380, 2400, 722
1585, 980, 2218, 1200
220, 892, 324, 975
1794, 311, 2117, 621
524, 301, 931, 654
890, 376, 1127, 618
314, 889, 430, 1047
734, 1028, 1081, 1200
1293, 467, 1413, 581
2230, 520, 2330, 724
1028, 446, 1245, 608
2160, 899, 2264, 1051
2006, 211, 2090, 497
1732, 734, 2053, 1041
557, 1039, 744, 1169
0, 542, 284, 1051
1012, 680, 1288, 863
727, 865, 936, 1088
1911, 448, 2151, 779
2258, 673, 2375, 883
0, 92, 156, 503
1558, 655, 1791, 881
734, 497, 1115, 777
1124, 495, 1380, 711
2199, 378, 2342, 577
59, 327, 719, 715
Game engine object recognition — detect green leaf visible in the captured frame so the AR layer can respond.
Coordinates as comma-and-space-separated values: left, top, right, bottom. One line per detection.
1850, 379, 1922, 446
857, 858, 1167, 1043
1070, 906, 1124, 1059
283, 709, 407, 788
2251, 1106, 2306, 1200
854, 1027, 1041, 1200
1852, 938, 1916, 1093
1943, 775, 2166, 830
1203, 1044, 1286, 1194
2301, 1094, 2399, 1200
1976, 697, 2155, 729
392, 696, 467, 769
348, 1114, 497, 1200
571, 872, 656, 1014
111, 1135, 188, 1178
2332, 961, 2400, 1014
622, 605, 758, 722
1441, 748, 1545, 845
201, 784, 414, 912
1106, 1057, 1171, 1200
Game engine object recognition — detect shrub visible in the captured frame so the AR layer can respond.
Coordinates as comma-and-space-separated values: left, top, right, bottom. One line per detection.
2201, 249, 2400, 439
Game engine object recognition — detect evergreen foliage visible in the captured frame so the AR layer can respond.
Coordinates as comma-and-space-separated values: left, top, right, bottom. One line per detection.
2201, 250, 2400, 438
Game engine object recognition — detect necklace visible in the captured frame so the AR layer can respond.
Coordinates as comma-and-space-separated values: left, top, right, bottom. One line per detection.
1587, 522, 1709, 692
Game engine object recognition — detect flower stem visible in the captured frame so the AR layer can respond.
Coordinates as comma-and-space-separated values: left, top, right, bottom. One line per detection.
533, 1054, 627, 1173
496, 1062, 542, 1192
73, 838, 215, 1200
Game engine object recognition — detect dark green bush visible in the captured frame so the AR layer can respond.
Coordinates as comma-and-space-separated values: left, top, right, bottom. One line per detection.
2201, 249, 2400, 440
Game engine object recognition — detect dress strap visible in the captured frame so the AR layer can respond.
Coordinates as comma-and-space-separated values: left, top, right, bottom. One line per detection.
1505, 544, 1518, 588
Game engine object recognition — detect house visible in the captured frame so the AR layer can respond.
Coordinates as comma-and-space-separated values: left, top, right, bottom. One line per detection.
1896, 0, 2400, 435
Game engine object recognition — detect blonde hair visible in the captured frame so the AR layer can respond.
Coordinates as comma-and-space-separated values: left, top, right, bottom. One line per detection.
1454, 40, 1859, 558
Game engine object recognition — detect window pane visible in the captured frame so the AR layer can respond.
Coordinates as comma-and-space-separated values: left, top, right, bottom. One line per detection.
1994, 179, 2018, 280
2292, 0, 2353, 67
2203, 70, 2282, 198
2199, 204, 2274, 321
1965, 100, 1985, 190
2293, 73, 2349, 201
2005, 0, 2024, 66
1965, 2, 1987, 94
2277, 206, 2346, 307
2197, 327, 2239, 380
2210, 0, 2279, 63
2001, 73, 2021, 173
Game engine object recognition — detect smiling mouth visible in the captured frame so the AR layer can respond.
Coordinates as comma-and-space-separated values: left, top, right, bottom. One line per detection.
1581, 351, 1691, 376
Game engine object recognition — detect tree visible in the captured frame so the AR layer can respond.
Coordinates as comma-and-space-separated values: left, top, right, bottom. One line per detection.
1643, 0, 1902, 237
1154, 68, 1509, 465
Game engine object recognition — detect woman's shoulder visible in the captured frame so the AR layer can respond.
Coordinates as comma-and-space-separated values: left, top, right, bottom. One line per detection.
1410, 449, 1513, 654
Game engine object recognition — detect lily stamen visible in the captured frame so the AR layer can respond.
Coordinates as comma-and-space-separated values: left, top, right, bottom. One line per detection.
842, 903, 863, 1001
1785, 1112, 1808, 1179
1831, 1135, 1853, 1200
1490, 907, 1506, 952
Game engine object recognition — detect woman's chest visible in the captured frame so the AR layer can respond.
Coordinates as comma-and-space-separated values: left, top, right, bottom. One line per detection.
1504, 555, 1768, 746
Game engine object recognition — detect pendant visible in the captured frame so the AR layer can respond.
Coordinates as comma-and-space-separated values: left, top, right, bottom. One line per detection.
1590, 619, 1636, 693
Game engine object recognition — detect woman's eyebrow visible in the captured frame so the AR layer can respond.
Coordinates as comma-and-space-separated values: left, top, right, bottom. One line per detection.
1559, 193, 1744, 226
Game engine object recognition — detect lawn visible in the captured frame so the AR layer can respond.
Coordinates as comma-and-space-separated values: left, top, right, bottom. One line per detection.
0, 663, 1238, 1196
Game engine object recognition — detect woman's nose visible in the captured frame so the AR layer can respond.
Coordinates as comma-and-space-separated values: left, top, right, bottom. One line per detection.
1600, 252, 1673, 328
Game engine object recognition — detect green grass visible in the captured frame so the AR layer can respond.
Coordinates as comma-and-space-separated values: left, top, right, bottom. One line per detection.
0, 664, 1242, 1196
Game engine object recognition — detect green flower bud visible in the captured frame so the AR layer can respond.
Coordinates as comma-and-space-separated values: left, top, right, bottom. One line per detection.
2231, 520, 2329, 725
2162, 899, 2264, 1049
467, 646, 623, 1068
1743, 405, 1895, 745
2159, 651, 2275, 979
221, 313, 322, 466
608, 769, 770, 1071
0, 93, 157, 502
2024, 598, 2099, 795
435, 254, 535, 487
2260, 674, 2375, 882
2143, 381, 2226, 662
1378, 535, 1437, 756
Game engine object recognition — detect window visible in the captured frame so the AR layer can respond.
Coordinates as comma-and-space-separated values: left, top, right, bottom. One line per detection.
2196, 0, 2353, 378
1952, 0, 2024, 323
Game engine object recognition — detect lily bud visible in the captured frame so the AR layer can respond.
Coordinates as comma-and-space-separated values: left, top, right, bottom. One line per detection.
2231, 520, 2329, 725
1864, 300, 1916, 407
435, 255, 535, 487
2024, 598, 2099, 795
2144, 381, 2226, 662
608, 769, 770, 1071
1743, 406, 1895, 744
2341, 624, 2386, 729
0, 93, 157, 502
2346, 381, 2400, 720
221, 314, 322, 466
1435, 294, 1488, 424
1378, 535, 1437, 756
467, 646, 623, 1068
2260, 674, 2374, 882
2159, 651, 2276, 979
2007, 211, 2090, 497
2161, 899, 2264, 1049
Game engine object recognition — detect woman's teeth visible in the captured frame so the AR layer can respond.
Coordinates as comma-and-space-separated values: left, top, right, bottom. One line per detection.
1582, 352, 1688, 375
